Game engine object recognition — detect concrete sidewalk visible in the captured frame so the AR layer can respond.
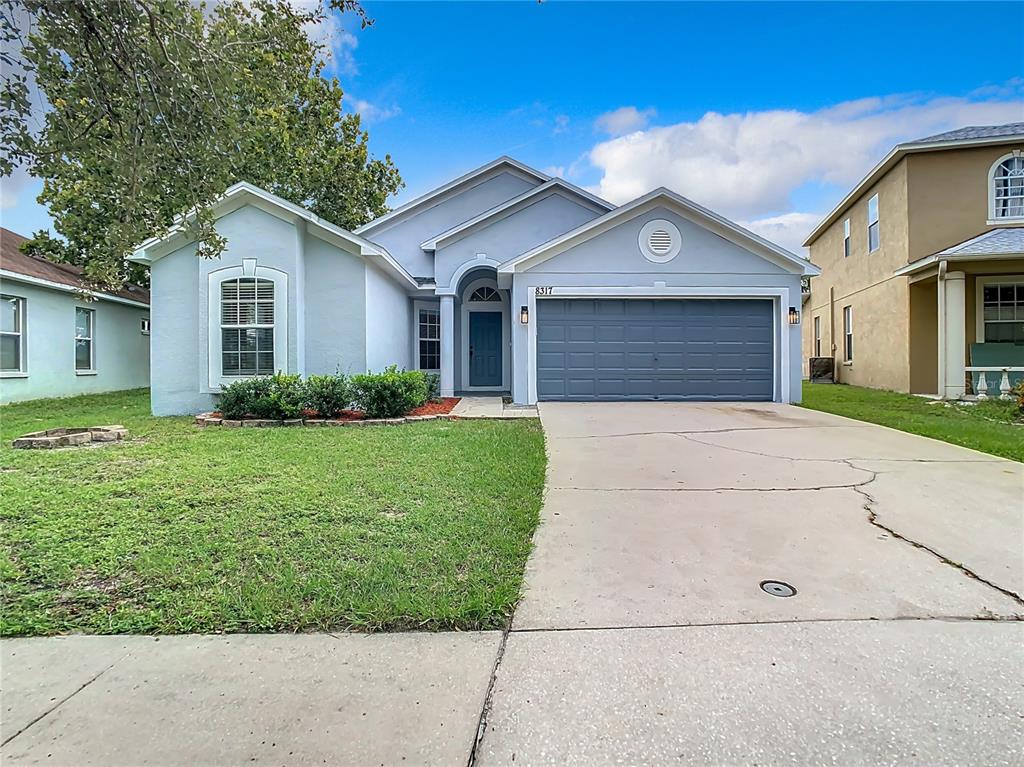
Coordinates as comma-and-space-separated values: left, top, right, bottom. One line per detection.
2, 632, 499, 766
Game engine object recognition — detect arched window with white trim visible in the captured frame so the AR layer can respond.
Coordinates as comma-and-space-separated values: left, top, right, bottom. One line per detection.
208, 262, 288, 388
990, 153, 1024, 221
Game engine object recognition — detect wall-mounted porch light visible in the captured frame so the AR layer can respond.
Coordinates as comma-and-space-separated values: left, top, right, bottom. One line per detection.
520, 305, 530, 324
788, 306, 800, 325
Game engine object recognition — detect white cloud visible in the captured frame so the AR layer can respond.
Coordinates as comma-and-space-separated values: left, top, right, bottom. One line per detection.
588, 89, 1024, 231
349, 96, 401, 123
553, 114, 570, 135
0, 165, 35, 211
543, 165, 566, 178
595, 106, 656, 136
738, 212, 822, 257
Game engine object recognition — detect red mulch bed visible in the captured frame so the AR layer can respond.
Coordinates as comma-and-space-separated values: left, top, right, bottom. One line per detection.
208, 397, 460, 422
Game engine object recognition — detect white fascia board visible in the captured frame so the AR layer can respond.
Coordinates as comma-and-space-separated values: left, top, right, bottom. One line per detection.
895, 250, 1024, 277
500, 188, 821, 277
0, 270, 150, 308
419, 179, 614, 251
804, 133, 1024, 247
354, 156, 550, 236
128, 181, 421, 290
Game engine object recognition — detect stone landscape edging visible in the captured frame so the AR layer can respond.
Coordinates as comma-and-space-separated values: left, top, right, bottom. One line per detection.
195, 413, 458, 428
13, 425, 129, 449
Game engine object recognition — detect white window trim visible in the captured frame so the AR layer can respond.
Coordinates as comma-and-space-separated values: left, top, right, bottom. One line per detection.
842, 218, 851, 258
975, 274, 1024, 342
1, 294, 27, 377
75, 306, 96, 375
461, 277, 510, 392
987, 150, 1024, 224
413, 300, 441, 373
207, 261, 288, 390
524, 285, 791, 405
843, 305, 853, 362
813, 315, 821, 357
867, 194, 880, 253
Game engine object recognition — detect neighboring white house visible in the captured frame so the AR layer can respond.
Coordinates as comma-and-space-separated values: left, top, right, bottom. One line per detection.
131, 157, 820, 416
1, 228, 151, 404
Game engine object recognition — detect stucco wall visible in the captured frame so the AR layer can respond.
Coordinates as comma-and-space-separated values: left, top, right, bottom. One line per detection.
368, 171, 540, 279
907, 143, 1024, 260
0, 280, 149, 404
510, 206, 804, 405
433, 193, 601, 290
365, 262, 412, 372
802, 159, 911, 391
304, 235, 367, 376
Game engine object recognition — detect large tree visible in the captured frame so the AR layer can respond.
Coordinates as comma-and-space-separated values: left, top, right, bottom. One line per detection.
1, 0, 401, 289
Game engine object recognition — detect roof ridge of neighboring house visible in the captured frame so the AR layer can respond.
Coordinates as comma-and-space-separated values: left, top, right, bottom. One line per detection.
354, 156, 550, 236
128, 181, 422, 291
499, 186, 820, 277
804, 124, 1024, 247
1, 227, 150, 305
419, 177, 614, 251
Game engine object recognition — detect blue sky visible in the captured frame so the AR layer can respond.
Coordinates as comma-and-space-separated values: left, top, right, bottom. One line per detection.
3, 1, 1023, 252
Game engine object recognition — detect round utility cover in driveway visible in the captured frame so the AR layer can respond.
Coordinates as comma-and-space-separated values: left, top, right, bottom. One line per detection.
760, 580, 797, 597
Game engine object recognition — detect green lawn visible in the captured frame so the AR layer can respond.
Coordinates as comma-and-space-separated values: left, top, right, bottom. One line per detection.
0, 389, 546, 636
800, 382, 1024, 462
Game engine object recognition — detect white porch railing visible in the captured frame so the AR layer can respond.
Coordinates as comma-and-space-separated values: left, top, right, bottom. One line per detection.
966, 367, 1024, 400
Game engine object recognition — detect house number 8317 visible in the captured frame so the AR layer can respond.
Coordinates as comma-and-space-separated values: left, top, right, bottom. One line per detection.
535, 286, 554, 296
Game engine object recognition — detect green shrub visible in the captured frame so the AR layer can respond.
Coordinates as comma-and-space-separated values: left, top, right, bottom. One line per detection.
219, 373, 306, 420
424, 372, 441, 402
349, 366, 430, 418
1012, 380, 1024, 414
305, 374, 351, 417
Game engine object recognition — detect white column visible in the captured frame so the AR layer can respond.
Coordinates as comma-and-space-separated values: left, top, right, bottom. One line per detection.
942, 270, 966, 399
440, 295, 455, 397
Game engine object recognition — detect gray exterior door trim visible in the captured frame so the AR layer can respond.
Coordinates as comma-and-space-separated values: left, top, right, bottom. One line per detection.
525, 286, 790, 404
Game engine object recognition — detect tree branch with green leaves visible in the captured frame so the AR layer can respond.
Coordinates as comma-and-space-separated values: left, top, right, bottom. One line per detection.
1, 0, 401, 290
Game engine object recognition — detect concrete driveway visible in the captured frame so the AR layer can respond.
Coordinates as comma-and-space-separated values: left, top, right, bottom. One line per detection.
476, 402, 1024, 765
4, 403, 1022, 766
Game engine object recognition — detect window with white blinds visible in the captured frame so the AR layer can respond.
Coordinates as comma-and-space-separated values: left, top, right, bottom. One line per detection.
220, 277, 276, 376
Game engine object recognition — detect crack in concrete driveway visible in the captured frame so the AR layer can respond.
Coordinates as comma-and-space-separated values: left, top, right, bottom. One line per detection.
471, 402, 1024, 766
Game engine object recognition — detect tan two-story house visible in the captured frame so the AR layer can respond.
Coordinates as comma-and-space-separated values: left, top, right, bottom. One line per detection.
802, 123, 1024, 398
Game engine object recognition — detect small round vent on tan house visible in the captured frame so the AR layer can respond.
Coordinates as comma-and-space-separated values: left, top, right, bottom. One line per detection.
639, 219, 681, 263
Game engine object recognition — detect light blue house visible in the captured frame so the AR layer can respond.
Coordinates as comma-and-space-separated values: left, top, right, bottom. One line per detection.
1, 228, 151, 404
131, 157, 820, 415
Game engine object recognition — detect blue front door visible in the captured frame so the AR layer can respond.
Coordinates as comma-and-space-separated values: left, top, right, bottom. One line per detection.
469, 311, 502, 387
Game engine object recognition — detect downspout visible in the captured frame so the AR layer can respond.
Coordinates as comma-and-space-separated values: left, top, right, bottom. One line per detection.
828, 286, 836, 382
294, 218, 306, 377
937, 259, 946, 398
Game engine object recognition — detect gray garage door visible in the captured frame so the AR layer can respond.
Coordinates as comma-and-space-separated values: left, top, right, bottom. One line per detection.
536, 299, 774, 401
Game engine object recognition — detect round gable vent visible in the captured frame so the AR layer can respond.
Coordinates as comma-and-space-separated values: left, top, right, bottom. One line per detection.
639, 219, 681, 263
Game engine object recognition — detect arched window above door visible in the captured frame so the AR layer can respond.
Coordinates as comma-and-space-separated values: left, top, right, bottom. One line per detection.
469, 286, 500, 302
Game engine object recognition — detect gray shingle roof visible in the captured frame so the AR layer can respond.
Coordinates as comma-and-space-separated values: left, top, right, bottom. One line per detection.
909, 122, 1024, 145
935, 227, 1024, 257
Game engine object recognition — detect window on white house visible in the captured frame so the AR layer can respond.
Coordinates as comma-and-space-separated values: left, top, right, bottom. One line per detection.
982, 282, 1024, 344
140, 318, 151, 335
992, 156, 1024, 220
843, 306, 853, 361
75, 307, 95, 371
813, 315, 821, 357
220, 277, 275, 376
843, 218, 851, 258
418, 309, 440, 371
1, 294, 25, 374
867, 195, 879, 252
